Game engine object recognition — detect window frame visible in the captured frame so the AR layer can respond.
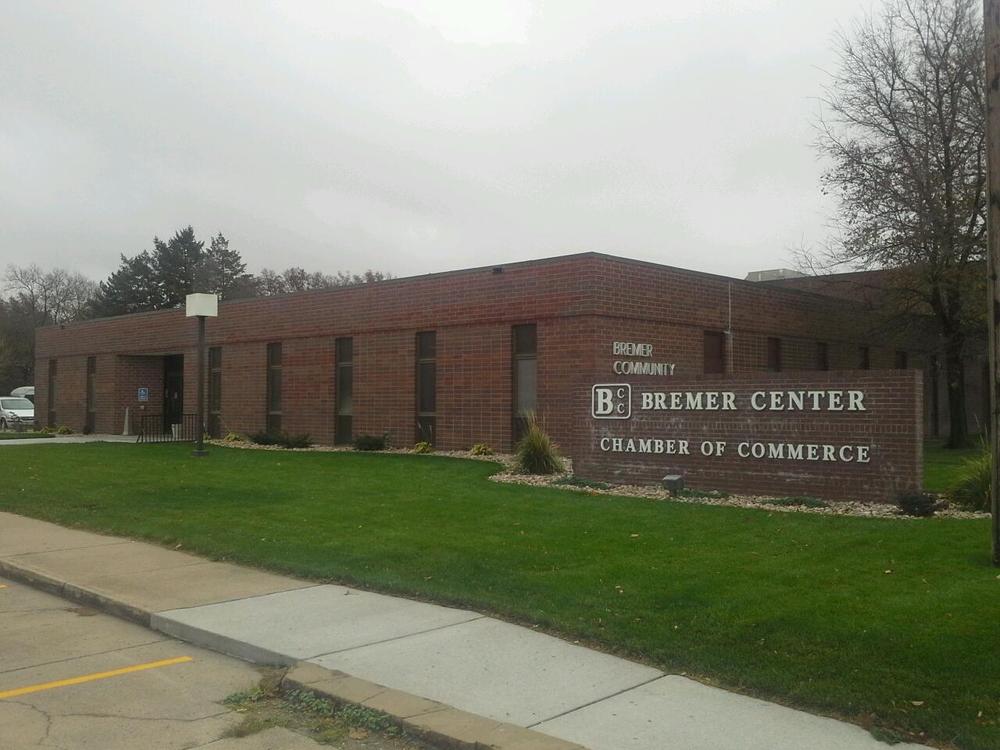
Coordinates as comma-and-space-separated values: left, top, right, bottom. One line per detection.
208, 346, 222, 437
766, 337, 782, 372
415, 331, 437, 445
511, 324, 537, 444
859, 346, 871, 370
703, 331, 726, 374
265, 343, 282, 434
335, 337, 354, 445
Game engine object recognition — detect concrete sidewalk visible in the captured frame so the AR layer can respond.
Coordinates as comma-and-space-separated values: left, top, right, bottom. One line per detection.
0, 511, 926, 750
0, 434, 137, 446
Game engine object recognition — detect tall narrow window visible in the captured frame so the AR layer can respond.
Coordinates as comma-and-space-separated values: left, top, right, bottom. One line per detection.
894, 350, 908, 369
335, 337, 353, 444
816, 342, 829, 371
208, 347, 222, 438
766, 337, 782, 372
47, 359, 57, 427
512, 324, 537, 444
415, 332, 436, 445
85, 357, 96, 433
703, 331, 725, 374
930, 354, 941, 437
266, 343, 282, 434
858, 346, 871, 370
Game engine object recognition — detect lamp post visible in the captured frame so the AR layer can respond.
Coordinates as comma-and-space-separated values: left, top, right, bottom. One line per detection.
185, 293, 218, 457
986, 0, 1000, 565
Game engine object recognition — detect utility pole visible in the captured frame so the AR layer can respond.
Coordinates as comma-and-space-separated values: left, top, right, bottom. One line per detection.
985, 0, 1000, 565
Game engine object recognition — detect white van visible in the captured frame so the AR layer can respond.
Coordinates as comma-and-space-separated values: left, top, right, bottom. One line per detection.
0, 396, 35, 430
11, 386, 34, 403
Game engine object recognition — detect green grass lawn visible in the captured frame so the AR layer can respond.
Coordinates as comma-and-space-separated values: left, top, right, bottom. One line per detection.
0, 444, 997, 749
924, 439, 983, 494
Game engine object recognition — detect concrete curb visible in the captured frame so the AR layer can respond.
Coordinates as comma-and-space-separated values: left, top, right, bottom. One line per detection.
0, 558, 150, 626
150, 612, 298, 668
283, 662, 586, 750
0, 556, 585, 750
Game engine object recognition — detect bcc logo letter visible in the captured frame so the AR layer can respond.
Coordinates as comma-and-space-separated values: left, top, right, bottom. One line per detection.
592, 384, 631, 419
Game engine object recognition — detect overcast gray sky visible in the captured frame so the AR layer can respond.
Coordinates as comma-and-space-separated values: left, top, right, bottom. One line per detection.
0, 0, 874, 282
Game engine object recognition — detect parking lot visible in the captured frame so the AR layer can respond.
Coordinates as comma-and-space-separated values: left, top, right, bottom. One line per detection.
0, 577, 419, 749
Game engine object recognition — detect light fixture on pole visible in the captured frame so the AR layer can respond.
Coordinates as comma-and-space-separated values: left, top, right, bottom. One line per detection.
186, 293, 218, 458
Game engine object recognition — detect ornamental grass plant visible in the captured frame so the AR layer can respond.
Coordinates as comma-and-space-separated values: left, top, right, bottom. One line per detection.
514, 412, 564, 475
948, 442, 991, 512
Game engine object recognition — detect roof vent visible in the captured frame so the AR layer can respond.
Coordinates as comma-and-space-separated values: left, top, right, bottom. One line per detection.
745, 269, 806, 282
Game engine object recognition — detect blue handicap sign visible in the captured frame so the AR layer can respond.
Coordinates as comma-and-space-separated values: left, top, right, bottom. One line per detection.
138, 387, 149, 402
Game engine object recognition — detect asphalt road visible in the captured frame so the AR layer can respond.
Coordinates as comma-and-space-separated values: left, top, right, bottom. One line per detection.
0, 576, 419, 749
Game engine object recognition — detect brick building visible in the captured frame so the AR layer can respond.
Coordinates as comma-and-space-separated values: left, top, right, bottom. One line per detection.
35, 252, 944, 461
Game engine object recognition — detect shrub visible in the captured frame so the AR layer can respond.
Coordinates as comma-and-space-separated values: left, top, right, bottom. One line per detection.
55, 425, 74, 435
413, 441, 433, 454
354, 434, 387, 451
249, 431, 282, 446
514, 413, 564, 475
223, 431, 245, 442
948, 447, 991, 512
248, 431, 312, 449
39, 426, 56, 435
896, 491, 938, 517
470, 443, 494, 456
283, 433, 313, 449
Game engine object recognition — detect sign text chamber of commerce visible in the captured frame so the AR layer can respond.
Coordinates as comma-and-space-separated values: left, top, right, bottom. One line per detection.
576, 341, 922, 502
592, 384, 873, 464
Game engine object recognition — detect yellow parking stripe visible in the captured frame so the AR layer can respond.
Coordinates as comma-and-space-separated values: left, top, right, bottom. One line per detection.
0, 656, 193, 699
0, 584, 7, 589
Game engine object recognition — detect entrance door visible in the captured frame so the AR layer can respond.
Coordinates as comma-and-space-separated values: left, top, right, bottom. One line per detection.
163, 355, 184, 433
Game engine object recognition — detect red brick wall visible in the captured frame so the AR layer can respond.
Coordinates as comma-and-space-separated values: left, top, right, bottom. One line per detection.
437, 324, 512, 451
114, 355, 164, 434
35, 254, 932, 470
575, 371, 922, 503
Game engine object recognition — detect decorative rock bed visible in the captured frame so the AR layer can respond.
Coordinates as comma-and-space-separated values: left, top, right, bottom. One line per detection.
207, 439, 987, 520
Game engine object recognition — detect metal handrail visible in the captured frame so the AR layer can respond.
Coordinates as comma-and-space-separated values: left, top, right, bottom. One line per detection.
135, 413, 201, 444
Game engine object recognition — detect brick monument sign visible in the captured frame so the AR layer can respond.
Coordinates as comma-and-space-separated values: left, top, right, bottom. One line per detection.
577, 369, 923, 503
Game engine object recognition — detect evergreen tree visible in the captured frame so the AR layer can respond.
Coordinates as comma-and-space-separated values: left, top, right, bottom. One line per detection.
90, 251, 162, 317
91, 227, 257, 315
204, 233, 255, 299
154, 226, 205, 306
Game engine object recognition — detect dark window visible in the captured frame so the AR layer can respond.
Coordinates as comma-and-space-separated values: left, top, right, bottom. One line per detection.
335, 337, 353, 444
266, 343, 282, 434
47, 359, 57, 427
416, 332, 436, 444
512, 324, 537, 444
85, 357, 96, 433
703, 331, 725, 374
930, 354, 940, 437
858, 346, 871, 370
816, 342, 829, 371
208, 347, 222, 438
895, 350, 908, 369
766, 337, 782, 372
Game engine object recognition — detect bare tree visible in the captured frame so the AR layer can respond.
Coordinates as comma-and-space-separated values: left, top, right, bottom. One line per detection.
815, 0, 986, 447
4, 264, 97, 324
0, 265, 98, 394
